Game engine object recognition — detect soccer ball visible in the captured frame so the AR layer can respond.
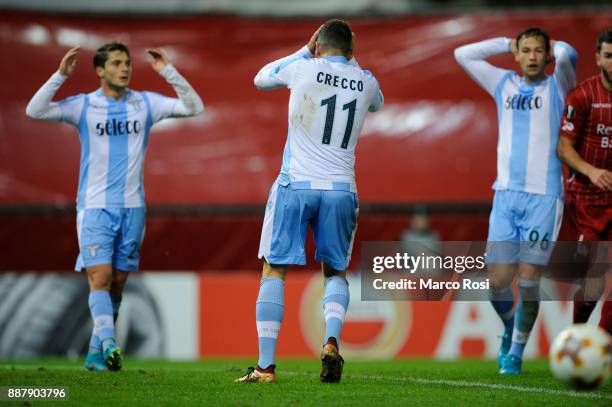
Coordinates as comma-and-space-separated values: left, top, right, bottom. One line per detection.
549, 323, 611, 389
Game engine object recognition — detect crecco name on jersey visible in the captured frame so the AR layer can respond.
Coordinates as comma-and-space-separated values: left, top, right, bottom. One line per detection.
316, 72, 364, 91
95, 119, 142, 136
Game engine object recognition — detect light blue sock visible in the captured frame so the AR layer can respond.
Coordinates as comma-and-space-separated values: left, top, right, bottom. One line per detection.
509, 280, 540, 359
89, 291, 115, 349
88, 332, 101, 355
256, 278, 284, 370
489, 286, 515, 334
323, 276, 350, 346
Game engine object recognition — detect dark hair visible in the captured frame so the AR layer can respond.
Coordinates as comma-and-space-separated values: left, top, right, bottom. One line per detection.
516, 27, 551, 52
93, 42, 130, 69
597, 29, 612, 52
317, 19, 352, 57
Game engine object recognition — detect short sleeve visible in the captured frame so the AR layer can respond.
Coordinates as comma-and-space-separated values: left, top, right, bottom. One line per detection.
560, 87, 587, 141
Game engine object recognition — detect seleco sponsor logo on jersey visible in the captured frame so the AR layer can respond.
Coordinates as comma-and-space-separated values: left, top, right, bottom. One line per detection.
505, 94, 543, 110
96, 119, 142, 136
300, 273, 411, 359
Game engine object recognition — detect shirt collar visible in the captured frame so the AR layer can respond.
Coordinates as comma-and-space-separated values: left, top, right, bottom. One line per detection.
324, 55, 349, 64
95, 88, 131, 102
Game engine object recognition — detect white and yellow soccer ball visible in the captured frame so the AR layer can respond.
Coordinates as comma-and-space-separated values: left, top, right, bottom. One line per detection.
549, 323, 611, 389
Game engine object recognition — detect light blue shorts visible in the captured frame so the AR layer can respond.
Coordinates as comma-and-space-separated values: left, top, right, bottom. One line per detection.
258, 182, 358, 271
486, 190, 563, 266
75, 208, 146, 272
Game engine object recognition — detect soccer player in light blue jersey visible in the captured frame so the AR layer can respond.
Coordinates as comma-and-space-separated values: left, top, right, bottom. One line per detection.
235, 20, 383, 384
455, 28, 577, 375
26, 43, 204, 371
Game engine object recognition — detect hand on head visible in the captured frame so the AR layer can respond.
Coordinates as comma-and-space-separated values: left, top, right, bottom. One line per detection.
308, 22, 355, 59
307, 25, 324, 55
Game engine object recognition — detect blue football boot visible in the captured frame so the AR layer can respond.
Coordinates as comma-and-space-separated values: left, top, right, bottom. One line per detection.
499, 354, 522, 375
497, 331, 512, 369
84, 352, 108, 372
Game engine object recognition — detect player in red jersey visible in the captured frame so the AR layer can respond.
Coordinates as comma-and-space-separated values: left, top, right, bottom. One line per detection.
557, 29, 612, 334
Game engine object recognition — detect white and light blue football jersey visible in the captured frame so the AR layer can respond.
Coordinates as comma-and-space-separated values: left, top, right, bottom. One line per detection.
26, 65, 204, 209
455, 38, 578, 197
254, 47, 384, 192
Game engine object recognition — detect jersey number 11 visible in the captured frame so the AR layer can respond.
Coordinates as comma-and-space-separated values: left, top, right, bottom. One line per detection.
321, 95, 357, 149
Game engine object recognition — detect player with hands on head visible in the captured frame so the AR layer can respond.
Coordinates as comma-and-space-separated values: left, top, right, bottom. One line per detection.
455, 28, 577, 375
26, 42, 204, 372
236, 19, 383, 384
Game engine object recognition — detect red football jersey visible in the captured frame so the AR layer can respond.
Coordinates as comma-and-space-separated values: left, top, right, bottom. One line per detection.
560, 75, 612, 206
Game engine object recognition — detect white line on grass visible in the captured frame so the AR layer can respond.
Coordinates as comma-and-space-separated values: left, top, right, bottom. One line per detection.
342, 374, 612, 401
2, 365, 610, 400
275, 371, 611, 400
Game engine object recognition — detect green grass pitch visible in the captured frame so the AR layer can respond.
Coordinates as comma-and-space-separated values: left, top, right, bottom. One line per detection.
0, 358, 610, 406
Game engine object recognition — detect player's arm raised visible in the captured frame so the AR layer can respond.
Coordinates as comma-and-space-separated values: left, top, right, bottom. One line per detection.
253, 26, 322, 90
147, 48, 204, 117
454, 37, 512, 96
253, 48, 311, 90
551, 39, 578, 97
26, 46, 80, 121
